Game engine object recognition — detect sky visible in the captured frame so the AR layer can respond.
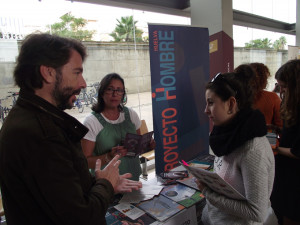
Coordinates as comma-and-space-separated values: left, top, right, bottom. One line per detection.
232, 0, 296, 47
0, 0, 297, 47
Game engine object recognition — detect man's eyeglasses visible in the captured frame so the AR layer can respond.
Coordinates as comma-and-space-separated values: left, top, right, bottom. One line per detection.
105, 87, 125, 96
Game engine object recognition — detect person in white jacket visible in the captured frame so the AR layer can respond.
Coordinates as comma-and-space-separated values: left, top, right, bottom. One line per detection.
198, 71, 275, 225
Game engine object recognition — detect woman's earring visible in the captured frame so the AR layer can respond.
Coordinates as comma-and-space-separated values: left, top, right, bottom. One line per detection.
228, 110, 232, 114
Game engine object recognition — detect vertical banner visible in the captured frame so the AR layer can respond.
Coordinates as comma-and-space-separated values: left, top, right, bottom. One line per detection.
148, 24, 210, 174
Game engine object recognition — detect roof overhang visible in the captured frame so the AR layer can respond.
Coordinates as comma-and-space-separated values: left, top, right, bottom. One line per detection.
69, 0, 296, 35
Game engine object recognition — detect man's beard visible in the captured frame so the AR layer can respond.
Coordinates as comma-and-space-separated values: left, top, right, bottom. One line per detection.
52, 72, 81, 110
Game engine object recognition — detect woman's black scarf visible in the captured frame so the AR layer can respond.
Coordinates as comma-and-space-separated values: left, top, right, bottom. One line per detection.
209, 108, 267, 157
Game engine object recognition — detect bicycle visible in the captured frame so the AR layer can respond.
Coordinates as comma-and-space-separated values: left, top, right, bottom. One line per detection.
7, 91, 19, 107
73, 98, 84, 113
0, 99, 4, 123
88, 87, 97, 105
87, 83, 99, 105
0, 98, 10, 124
79, 88, 91, 106
79, 85, 98, 106
92, 82, 100, 93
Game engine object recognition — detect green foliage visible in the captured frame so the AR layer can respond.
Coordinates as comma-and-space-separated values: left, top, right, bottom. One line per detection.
273, 36, 287, 50
47, 12, 95, 41
110, 16, 144, 42
244, 36, 287, 50
245, 38, 272, 49
143, 35, 149, 42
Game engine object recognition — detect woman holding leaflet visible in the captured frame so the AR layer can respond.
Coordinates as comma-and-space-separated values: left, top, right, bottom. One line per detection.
198, 72, 275, 225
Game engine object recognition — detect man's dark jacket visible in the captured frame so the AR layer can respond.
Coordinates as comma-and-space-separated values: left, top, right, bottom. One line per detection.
0, 90, 114, 225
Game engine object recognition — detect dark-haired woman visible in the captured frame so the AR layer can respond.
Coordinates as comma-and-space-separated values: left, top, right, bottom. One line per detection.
82, 73, 144, 181
271, 59, 300, 225
198, 72, 275, 225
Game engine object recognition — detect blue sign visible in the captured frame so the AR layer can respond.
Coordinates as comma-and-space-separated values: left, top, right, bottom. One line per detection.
148, 24, 210, 174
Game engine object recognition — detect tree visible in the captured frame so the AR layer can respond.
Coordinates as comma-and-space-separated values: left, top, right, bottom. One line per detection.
110, 16, 144, 42
245, 38, 273, 49
47, 12, 95, 41
273, 36, 287, 50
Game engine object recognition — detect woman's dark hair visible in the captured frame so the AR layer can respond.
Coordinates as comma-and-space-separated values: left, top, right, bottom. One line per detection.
91, 73, 127, 113
275, 59, 300, 127
206, 71, 253, 110
233, 63, 256, 106
14, 33, 87, 92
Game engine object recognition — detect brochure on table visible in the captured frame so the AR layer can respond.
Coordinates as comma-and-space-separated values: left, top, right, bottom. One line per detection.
161, 205, 197, 225
161, 183, 205, 208
119, 182, 163, 203
106, 206, 159, 225
135, 195, 185, 222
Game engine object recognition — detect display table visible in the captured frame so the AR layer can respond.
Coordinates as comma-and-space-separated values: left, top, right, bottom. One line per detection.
105, 154, 216, 224
106, 174, 206, 225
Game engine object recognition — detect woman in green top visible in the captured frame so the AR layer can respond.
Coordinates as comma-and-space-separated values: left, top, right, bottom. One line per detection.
82, 73, 153, 181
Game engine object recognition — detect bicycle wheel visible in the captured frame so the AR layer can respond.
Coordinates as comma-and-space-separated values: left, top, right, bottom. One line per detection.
0, 107, 3, 123
78, 102, 84, 113
3, 107, 10, 119
91, 97, 98, 105
83, 93, 90, 106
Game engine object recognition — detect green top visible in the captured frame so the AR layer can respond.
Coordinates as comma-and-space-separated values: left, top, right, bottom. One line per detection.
91, 107, 142, 181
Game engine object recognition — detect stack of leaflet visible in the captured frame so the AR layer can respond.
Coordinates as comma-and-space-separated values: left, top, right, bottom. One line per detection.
119, 181, 163, 203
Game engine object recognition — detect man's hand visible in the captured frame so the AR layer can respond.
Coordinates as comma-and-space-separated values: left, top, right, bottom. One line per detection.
94, 155, 142, 193
114, 173, 142, 193
95, 155, 121, 189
